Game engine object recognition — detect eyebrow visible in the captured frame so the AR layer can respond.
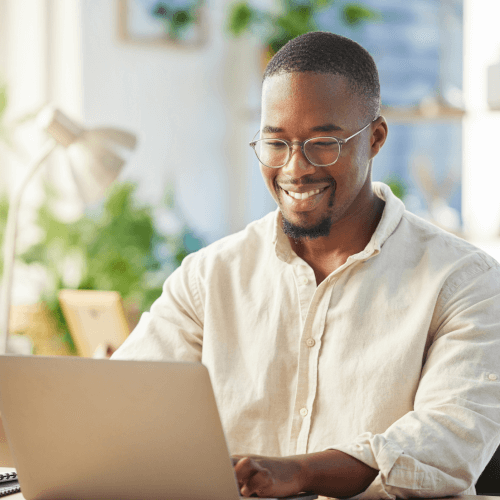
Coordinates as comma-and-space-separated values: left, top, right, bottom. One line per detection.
261, 123, 343, 134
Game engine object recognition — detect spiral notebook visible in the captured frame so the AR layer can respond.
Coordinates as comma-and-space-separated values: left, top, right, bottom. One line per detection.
0, 472, 20, 497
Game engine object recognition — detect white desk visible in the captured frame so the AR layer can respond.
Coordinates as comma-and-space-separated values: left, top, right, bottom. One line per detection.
2, 468, 499, 500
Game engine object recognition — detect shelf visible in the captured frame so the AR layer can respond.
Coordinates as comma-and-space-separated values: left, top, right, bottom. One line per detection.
381, 105, 465, 122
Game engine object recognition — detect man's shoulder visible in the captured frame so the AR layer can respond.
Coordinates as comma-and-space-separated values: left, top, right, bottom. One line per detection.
398, 209, 500, 277
190, 209, 278, 267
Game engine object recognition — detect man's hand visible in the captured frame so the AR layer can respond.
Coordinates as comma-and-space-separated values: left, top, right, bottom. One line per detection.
232, 450, 379, 498
232, 455, 305, 498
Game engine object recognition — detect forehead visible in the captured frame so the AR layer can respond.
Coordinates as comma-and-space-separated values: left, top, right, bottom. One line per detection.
261, 72, 365, 131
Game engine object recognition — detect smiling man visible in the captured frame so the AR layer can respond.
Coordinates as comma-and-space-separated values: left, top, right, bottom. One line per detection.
112, 32, 500, 499
256, 66, 387, 285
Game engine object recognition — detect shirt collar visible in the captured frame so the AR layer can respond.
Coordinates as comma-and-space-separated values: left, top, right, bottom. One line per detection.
272, 181, 406, 263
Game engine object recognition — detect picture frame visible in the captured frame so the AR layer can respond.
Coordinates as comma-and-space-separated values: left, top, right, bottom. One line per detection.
117, 0, 206, 47
58, 289, 131, 358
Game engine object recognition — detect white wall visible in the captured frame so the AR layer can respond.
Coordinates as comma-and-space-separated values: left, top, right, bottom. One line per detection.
0, 0, 267, 246
78, 0, 263, 242
0, 0, 57, 304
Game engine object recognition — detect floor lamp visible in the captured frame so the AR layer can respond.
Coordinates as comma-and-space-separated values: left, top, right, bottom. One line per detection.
0, 106, 137, 355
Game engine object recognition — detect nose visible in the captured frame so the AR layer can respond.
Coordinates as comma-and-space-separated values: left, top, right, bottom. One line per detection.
281, 144, 316, 177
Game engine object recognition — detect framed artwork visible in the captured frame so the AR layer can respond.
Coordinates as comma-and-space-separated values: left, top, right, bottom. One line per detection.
118, 0, 206, 47
59, 290, 131, 358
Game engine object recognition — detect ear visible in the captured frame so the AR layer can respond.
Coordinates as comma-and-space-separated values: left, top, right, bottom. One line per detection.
369, 116, 388, 159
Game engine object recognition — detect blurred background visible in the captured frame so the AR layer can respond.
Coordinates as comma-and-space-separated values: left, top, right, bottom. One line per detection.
0, 0, 500, 357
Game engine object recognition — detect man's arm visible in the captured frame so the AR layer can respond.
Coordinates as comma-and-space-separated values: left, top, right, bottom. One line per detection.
235, 264, 500, 499
233, 450, 378, 498
111, 251, 204, 362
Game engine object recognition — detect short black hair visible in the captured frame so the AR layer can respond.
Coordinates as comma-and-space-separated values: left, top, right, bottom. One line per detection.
263, 31, 381, 117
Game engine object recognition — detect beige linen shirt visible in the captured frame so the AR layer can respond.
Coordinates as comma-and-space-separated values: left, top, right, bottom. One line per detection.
112, 182, 500, 499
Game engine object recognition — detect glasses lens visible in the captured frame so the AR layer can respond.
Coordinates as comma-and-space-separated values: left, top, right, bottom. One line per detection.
304, 138, 341, 166
254, 139, 289, 167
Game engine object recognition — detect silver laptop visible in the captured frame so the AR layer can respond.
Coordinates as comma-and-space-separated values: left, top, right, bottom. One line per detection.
0, 355, 317, 500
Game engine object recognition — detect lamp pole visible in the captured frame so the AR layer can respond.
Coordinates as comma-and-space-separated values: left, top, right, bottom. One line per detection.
0, 139, 60, 354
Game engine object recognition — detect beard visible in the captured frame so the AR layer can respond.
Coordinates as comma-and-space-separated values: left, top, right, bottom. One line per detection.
281, 212, 333, 240
280, 180, 336, 241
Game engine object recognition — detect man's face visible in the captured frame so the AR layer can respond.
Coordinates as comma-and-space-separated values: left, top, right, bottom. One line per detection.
260, 71, 382, 240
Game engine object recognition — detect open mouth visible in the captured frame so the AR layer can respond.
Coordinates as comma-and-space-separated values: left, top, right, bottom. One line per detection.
283, 186, 329, 200
277, 181, 336, 212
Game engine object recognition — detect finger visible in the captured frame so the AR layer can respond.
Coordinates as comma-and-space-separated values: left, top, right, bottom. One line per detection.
234, 457, 264, 488
241, 468, 274, 497
231, 456, 243, 467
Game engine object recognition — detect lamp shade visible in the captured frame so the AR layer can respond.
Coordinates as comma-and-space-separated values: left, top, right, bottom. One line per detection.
38, 107, 137, 203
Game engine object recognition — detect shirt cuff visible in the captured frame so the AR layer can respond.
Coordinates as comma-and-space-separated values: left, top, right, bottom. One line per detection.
323, 432, 476, 499
324, 432, 401, 473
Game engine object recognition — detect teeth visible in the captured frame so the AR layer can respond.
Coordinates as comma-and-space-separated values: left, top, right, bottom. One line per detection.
285, 187, 325, 200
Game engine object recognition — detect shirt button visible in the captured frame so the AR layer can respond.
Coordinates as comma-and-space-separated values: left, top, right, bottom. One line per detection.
300, 408, 308, 417
306, 338, 315, 347
299, 276, 309, 285
488, 373, 498, 381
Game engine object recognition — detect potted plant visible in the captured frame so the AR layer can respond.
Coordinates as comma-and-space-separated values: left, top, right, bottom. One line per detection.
15, 181, 204, 355
226, 0, 380, 68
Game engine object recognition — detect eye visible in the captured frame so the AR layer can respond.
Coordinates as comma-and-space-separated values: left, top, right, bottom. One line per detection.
263, 140, 287, 149
309, 139, 337, 148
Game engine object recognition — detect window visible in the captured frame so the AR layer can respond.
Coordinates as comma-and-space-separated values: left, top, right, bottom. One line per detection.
317, 0, 464, 231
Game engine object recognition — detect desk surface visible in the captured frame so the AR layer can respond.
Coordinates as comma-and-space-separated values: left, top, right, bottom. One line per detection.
2, 468, 499, 500
7, 494, 500, 500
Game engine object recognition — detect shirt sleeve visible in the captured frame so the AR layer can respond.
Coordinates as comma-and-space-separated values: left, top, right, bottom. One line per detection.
111, 251, 204, 363
325, 264, 500, 499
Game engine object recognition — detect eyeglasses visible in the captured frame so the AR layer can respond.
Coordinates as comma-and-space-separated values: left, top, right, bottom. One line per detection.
249, 118, 377, 168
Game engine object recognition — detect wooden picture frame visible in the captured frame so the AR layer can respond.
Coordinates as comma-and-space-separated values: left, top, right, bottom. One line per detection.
59, 290, 130, 358
117, 0, 206, 48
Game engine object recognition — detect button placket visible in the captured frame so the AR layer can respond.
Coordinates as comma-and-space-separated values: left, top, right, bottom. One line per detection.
299, 276, 309, 286
292, 262, 315, 330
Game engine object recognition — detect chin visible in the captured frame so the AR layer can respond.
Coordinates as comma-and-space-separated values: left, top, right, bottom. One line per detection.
281, 211, 333, 240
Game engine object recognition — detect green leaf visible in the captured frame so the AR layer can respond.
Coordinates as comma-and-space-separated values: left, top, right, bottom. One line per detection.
384, 175, 407, 200
342, 3, 380, 26
18, 244, 49, 265
268, 30, 294, 55
276, 8, 316, 36
312, 0, 336, 9
227, 2, 256, 36
172, 9, 193, 27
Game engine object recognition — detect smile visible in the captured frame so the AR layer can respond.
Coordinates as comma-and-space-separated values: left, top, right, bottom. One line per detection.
277, 183, 333, 213
284, 187, 329, 200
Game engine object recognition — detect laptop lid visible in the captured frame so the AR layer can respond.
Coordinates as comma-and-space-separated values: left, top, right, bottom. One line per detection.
0, 355, 241, 500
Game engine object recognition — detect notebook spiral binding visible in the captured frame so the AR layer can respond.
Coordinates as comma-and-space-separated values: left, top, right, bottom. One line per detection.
0, 482, 20, 498
0, 474, 17, 483
0, 473, 20, 497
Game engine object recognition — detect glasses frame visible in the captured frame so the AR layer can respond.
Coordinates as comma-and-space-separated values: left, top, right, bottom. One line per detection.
249, 118, 378, 169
